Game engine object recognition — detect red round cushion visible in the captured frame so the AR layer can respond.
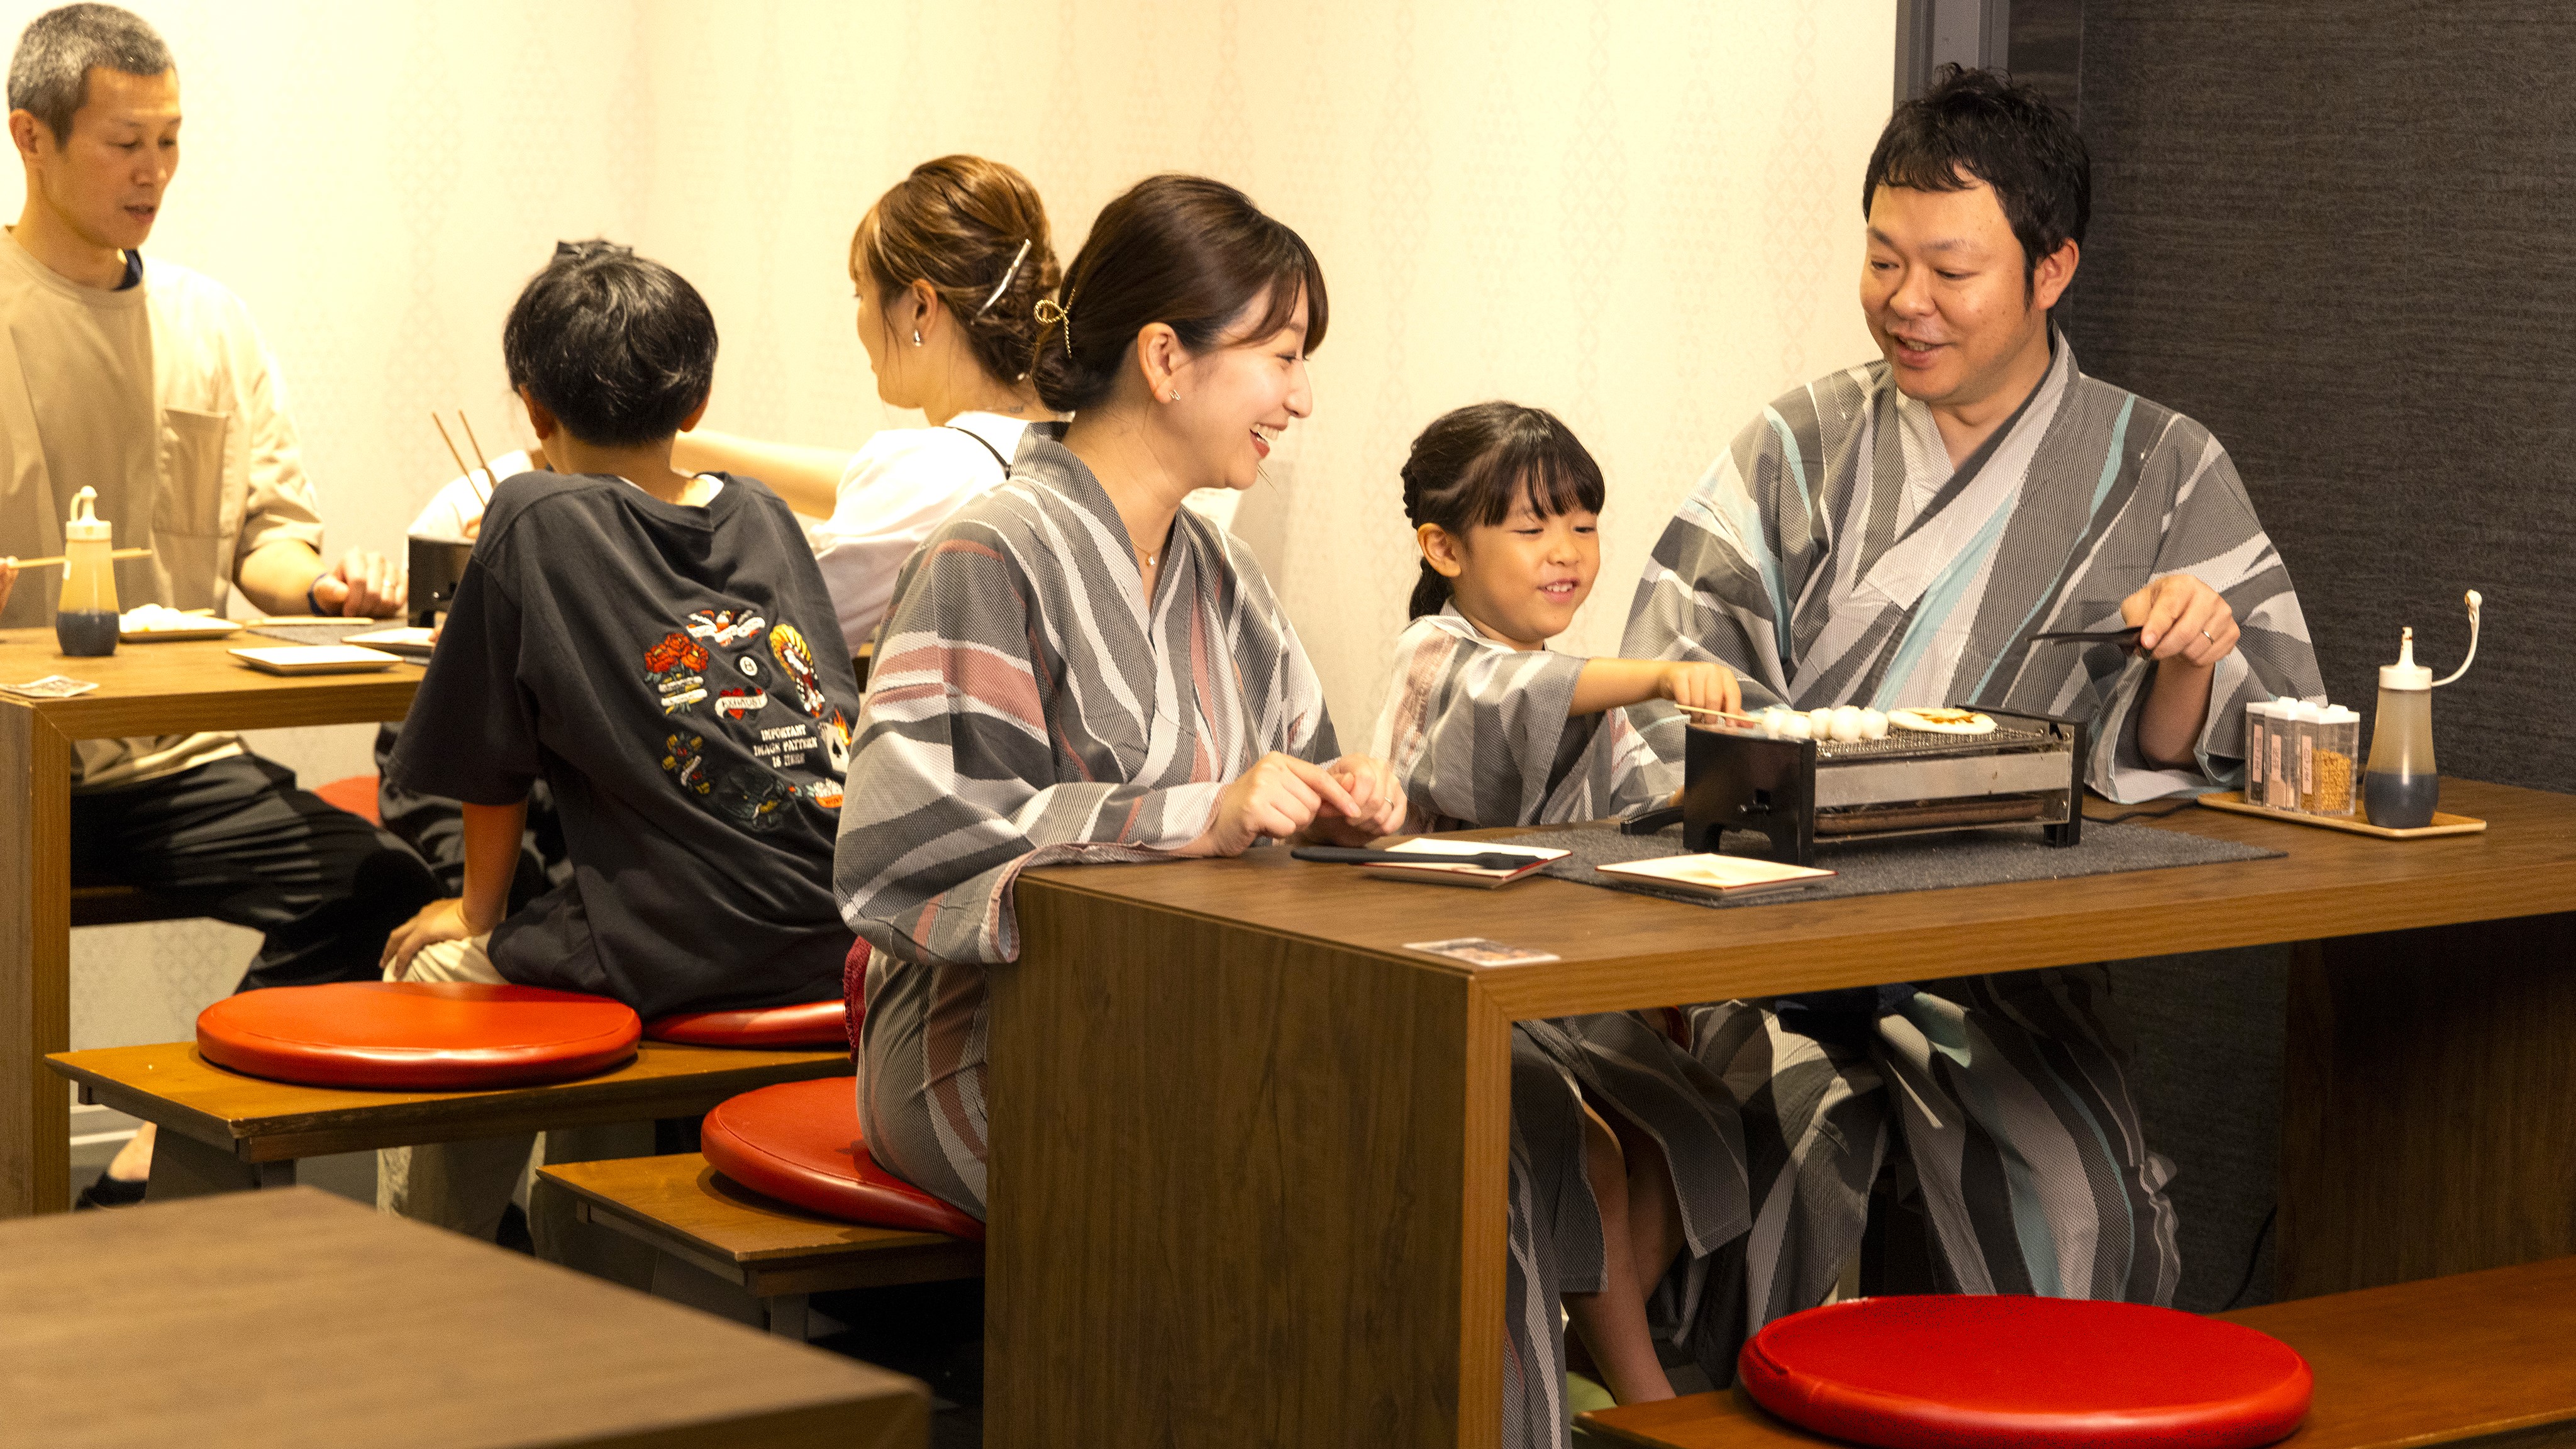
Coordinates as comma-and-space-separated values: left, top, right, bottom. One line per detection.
197, 981, 641, 1091
1740, 1296, 2312, 1449
644, 998, 848, 1048
700, 1076, 984, 1241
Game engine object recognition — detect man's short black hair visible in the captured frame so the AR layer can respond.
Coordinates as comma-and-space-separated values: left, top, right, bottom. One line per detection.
502, 241, 716, 449
1863, 65, 2090, 297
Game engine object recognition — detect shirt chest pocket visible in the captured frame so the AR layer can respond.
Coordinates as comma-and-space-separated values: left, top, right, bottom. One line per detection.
155, 407, 229, 537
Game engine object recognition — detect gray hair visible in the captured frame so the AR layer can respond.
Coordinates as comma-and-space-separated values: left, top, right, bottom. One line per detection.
8, 4, 171, 143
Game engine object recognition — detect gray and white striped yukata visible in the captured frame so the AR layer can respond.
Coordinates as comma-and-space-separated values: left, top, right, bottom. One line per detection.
1373, 606, 1757, 1422
835, 428, 1583, 1449
1619, 336, 2324, 1372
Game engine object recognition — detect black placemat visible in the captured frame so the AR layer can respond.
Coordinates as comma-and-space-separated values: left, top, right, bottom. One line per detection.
1508, 820, 2280, 911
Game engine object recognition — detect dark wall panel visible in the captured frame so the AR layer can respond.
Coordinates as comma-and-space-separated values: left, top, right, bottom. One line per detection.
2065, 2, 2576, 793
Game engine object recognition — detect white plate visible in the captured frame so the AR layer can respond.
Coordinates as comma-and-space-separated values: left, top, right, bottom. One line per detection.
229, 645, 404, 676
119, 621, 244, 642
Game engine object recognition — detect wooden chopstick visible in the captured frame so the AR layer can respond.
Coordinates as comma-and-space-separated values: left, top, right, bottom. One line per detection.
5, 546, 155, 569
1672, 701, 1765, 725
457, 411, 494, 502
431, 412, 473, 479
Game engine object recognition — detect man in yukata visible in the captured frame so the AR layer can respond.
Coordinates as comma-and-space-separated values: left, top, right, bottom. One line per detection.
1622, 64, 2323, 1358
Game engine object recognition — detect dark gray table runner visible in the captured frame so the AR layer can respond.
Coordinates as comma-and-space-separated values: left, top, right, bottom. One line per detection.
1507, 819, 2279, 912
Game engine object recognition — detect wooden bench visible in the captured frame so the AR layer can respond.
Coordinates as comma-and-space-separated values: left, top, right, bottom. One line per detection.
1578, 1256, 2576, 1448
45, 1040, 852, 1199
537, 1151, 983, 1339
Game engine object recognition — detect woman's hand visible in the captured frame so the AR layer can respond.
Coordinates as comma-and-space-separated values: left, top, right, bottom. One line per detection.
380, 897, 489, 980
1184, 752, 1363, 857
1657, 660, 1743, 717
1307, 754, 1409, 843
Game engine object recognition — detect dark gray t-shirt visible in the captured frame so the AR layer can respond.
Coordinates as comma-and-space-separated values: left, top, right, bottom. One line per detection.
390, 470, 858, 1017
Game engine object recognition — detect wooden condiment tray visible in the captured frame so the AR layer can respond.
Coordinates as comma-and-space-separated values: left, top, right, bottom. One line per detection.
2196, 790, 2486, 838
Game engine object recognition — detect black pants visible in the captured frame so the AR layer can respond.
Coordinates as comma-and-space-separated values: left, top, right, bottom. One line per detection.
69, 753, 443, 992
371, 723, 570, 914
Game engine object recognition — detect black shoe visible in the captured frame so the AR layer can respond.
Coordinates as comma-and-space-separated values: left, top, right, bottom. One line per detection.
496, 1201, 535, 1255
75, 1172, 148, 1210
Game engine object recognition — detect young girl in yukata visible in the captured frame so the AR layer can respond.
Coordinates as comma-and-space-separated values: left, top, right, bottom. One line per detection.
1370, 402, 1750, 1406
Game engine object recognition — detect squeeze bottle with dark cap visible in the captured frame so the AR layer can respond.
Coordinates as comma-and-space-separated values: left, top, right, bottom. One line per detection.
2362, 591, 2480, 830
53, 486, 119, 657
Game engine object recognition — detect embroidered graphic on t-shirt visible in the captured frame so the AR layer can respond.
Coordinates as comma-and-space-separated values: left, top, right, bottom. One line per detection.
643, 632, 711, 714
804, 780, 845, 809
714, 687, 769, 718
712, 764, 796, 831
660, 731, 712, 794
823, 709, 851, 774
769, 623, 830, 717
686, 609, 767, 647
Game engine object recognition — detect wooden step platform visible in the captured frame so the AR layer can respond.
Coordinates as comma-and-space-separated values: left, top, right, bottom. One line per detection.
45, 1039, 852, 1199
540, 1152, 982, 1338
1579, 1255, 2576, 1448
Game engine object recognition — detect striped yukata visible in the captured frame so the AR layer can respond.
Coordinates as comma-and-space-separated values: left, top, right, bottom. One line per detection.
1373, 607, 1757, 1409
834, 430, 1567, 1448
1620, 337, 2323, 1363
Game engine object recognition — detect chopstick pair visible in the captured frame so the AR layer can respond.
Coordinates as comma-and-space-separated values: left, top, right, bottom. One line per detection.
5, 545, 155, 569
432, 410, 497, 504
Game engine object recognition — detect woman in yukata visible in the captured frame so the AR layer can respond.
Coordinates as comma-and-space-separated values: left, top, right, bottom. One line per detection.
675, 153, 1063, 656
1371, 402, 1752, 1411
833, 174, 1594, 1449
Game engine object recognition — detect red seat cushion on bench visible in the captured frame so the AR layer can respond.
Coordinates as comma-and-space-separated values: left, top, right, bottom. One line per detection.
197, 981, 641, 1091
701, 1076, 983, 1241
1740, 1295, 2311, 1449
643, 998, 848, 1048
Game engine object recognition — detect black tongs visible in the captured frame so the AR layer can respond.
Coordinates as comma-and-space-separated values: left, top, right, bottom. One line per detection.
1292, 846, 1543, 871
2028, 625, 2145, 655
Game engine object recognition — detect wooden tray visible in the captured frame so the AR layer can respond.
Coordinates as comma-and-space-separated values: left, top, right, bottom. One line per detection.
2196, 791, 2486, 838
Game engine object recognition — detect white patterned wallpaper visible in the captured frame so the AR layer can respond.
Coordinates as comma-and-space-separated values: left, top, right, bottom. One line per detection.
4, 0, 1892, 1046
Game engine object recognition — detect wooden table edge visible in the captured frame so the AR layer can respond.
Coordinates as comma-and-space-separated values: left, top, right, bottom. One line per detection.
45, 1046, 853, 1159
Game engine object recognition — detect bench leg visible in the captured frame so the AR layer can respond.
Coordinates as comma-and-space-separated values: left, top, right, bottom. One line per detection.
146, 1133, 291, 1200
763, 1293, 809, 1340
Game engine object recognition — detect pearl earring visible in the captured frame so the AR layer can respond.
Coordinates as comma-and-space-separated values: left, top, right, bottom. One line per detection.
913, 330, 924, 347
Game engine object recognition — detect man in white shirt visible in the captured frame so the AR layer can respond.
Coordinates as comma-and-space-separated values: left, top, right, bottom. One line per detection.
1, 4, 438, 1204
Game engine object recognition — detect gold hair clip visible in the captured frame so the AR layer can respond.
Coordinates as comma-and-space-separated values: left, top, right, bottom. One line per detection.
1034, 296, 1074, 357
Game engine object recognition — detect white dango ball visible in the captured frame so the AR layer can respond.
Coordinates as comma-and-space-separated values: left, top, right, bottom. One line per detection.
1829, 705, 1865, 741
1774, 711, 1812, 740
1807, 708, 1834, 738
1859, 708, 1889, 740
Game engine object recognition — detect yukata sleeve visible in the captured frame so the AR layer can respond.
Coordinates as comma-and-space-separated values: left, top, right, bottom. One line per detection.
1368, 617, 1587, 829
2088, 431, 2326, 801
224, 299, 326, 565
1619, 414, 1816, 706
833, 528, 1230, 967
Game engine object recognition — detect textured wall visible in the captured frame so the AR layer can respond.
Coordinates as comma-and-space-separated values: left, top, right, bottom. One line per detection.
2064, 1, 2576, 794
11, 0, 1896, 1050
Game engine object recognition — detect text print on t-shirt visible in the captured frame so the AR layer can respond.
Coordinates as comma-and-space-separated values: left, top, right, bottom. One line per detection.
653, 608, 850, 823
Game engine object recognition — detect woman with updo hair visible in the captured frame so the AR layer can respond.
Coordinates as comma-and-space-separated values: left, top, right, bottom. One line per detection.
675, 153, 1060, 653
834, 174, 1592, 1449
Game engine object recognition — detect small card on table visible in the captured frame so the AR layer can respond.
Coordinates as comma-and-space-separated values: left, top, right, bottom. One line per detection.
1404, 937, 1562, 967
1, 674, 100, 699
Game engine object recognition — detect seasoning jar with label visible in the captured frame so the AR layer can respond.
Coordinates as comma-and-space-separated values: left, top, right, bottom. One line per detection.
2243, 701, 2272, 806
2307, 705, 2360, 817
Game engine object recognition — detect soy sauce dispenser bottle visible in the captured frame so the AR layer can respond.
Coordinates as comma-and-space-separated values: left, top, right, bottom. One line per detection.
54, 486, 119, 658
2362, 590, 2480, 829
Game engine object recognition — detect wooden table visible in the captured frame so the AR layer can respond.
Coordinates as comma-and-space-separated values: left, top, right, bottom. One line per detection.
0, 627, 423, 1218
977, 778, 2576, 1447
0, 1184, 925, 1448
46, 1040, 851, 1197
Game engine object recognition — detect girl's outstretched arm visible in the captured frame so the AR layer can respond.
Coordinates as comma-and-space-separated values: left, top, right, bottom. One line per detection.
1570, 658, 1741, 718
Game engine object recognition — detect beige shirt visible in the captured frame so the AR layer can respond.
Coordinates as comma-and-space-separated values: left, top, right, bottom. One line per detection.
0, 231, 326, 787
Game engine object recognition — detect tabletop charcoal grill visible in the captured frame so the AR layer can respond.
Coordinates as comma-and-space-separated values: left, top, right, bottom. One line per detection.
1626, 708, 2087, 867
